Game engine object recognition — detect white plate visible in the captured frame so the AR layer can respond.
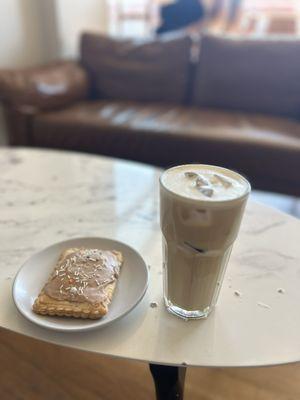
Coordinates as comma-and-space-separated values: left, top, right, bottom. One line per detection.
13, 237, 149, 332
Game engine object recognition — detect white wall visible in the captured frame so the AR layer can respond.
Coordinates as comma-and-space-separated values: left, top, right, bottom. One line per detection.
0, 0, 48, 68
55, 0, 108, 58
0, 0, 108, 67
0, 0, 51, 143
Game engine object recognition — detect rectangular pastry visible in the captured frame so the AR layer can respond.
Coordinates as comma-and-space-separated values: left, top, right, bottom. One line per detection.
33, 247, 123, 319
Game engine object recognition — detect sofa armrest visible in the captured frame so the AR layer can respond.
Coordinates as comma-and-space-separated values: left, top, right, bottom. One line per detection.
0, 61, 89, 113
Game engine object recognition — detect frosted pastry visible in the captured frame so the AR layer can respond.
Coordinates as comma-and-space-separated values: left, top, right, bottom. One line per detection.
33, 248, 123, 319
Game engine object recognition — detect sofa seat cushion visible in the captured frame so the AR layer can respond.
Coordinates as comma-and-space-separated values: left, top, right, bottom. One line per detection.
32, 100, 300, 195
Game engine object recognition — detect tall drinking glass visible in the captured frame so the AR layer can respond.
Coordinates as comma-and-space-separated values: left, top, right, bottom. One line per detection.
160, 164, 250, 319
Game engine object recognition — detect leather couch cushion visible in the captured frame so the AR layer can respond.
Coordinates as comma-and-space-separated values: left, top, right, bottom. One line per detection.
194, 35, 300, 119
32, 101, 300, 195
80, 32, 191, 104
0, 61, 88, 112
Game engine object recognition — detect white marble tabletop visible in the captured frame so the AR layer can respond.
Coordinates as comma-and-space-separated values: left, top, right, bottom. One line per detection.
1, 148, 300, 367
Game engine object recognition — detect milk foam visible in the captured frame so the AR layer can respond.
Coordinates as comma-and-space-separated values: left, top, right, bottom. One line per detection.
161, 165, 249, 201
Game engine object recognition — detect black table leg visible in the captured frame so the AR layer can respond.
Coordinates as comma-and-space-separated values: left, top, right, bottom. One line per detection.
149, 363, 186, 400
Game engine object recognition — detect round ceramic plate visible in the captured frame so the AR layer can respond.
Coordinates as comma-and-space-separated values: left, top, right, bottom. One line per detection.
13, 237, 149, 332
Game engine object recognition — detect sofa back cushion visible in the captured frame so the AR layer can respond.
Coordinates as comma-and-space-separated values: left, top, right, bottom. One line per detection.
80, 32, 191, 104
193, 35, 300, 119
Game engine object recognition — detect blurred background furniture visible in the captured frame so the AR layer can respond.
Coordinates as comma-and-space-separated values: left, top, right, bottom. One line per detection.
1, 32, 300, 197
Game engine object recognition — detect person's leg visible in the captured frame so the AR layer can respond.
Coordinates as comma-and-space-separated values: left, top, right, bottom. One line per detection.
208, 0, 225, 18
228, 0, 242, 23
156, 0, 205, 34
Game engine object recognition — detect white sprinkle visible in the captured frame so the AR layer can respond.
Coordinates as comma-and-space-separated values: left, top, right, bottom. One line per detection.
257, 302, 271, 309
277, 288, 285, 294
234, 290, 242, 297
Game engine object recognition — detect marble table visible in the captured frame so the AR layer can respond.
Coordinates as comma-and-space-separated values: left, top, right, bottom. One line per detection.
1, 148, 300, 399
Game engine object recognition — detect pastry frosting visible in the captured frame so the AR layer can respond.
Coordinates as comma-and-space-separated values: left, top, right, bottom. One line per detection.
44, 248, 121, 304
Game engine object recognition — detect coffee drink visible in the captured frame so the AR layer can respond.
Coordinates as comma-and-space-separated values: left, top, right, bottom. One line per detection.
160, 164, 250, 319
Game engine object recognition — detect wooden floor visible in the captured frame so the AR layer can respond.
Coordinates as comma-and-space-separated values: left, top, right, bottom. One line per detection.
1, 328, 300, 400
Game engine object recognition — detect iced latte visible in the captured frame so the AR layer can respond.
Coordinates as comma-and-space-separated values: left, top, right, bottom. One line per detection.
160, 165, 250, 319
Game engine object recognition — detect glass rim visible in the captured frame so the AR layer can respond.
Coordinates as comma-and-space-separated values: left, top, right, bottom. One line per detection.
159, 164, 251, 206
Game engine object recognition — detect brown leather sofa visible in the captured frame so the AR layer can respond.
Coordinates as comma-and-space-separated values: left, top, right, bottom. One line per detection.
1, 33, 300, 196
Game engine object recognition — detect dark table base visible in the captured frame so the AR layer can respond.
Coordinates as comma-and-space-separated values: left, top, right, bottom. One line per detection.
149, 363, 186, 400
